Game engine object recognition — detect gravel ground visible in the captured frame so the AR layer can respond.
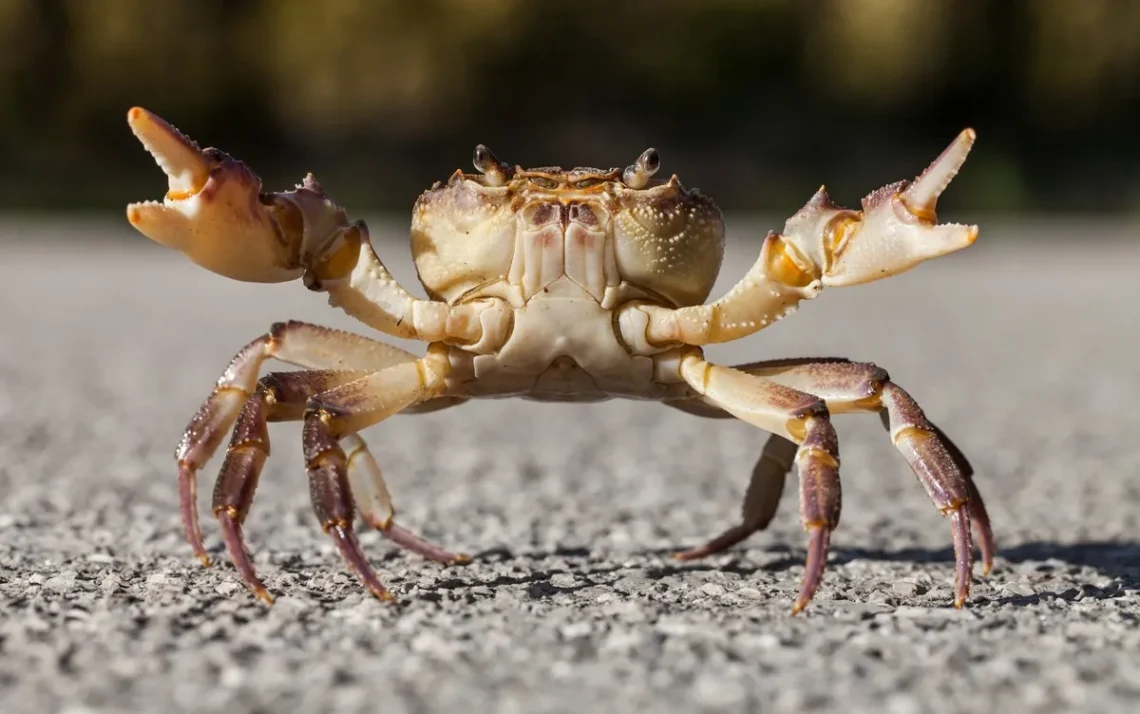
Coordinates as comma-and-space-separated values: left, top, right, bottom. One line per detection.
1, 218, 1139, 714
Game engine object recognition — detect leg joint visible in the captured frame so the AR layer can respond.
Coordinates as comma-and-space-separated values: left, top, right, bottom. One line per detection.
864, 364, 891, 390
792, 398, 830, 421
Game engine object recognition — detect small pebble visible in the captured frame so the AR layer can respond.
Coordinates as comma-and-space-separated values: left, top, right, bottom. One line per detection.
1003, 582, 1036, 598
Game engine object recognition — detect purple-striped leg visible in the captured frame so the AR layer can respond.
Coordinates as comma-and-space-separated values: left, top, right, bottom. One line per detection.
677, 358, 993, 608
677, 351, 842, 614
211, 369, 365, 603
173, 321, 418, 567
299, 346, 452, 600
208, 364, 466, 602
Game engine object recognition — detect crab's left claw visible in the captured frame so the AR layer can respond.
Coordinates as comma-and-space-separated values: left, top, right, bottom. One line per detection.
782, 129, 979, 288
126, 107, 304, 283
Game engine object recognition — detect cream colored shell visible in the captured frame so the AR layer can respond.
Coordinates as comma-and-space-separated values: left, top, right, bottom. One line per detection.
410, 168, 724, 307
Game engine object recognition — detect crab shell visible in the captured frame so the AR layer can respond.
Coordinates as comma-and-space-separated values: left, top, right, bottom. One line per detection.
409, 164, 725, 307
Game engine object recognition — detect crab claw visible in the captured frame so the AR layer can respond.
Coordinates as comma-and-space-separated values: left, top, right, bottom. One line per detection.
782, 129, 979, 289
126, 107, 303, 283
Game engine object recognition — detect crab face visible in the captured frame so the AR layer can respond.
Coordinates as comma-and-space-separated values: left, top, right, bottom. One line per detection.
410, 146, 725, 306
126, 107, 304, 283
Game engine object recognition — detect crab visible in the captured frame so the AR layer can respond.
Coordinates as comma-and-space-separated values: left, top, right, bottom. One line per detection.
125, 106, 995, 613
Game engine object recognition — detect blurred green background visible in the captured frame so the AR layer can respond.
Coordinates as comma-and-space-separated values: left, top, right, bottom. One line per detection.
2, 0, 1138, 215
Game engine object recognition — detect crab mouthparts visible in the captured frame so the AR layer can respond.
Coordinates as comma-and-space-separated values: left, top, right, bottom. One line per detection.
127, 106, 210, 200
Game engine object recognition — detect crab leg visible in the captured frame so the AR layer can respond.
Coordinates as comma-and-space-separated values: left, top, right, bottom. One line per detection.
746, 358, 993, 584
299, 347, 451, 597
677, 350, 842, 614
676, 358, 992, 606
631, 130, 979, 347
212, 368, 469, 604
212, 369, 367, 603
672, 433, 797, 560
339, 433, 468, 564
174, 321, 417, 566
663, 399, 797, 558
125, 107, 511, 349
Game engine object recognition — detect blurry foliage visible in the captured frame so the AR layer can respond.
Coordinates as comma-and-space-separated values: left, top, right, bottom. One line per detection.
0, 0, 1138, 213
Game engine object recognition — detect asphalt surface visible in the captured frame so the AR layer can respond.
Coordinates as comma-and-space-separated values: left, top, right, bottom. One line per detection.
2, 218, 1139, 714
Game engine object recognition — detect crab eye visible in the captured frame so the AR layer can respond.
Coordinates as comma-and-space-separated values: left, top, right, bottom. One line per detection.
641, 148, 660, 172
574, 178, 603, 189
529, 177, 558, 190
623, 147, 662, 189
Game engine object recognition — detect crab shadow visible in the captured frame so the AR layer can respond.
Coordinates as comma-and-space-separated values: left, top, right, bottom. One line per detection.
826, 539, 1140, 605
468, 540, 1140, 605
828, 539, 1140, 580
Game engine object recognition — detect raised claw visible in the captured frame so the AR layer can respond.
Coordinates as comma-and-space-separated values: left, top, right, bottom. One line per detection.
782, 129, 979, 289
126, 106, 304, 283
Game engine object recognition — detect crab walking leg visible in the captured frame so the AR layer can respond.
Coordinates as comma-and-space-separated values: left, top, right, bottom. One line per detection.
675, 360, 995, 585
741, 358, 994, 586
209, 368, 465, 603
339, 434, 469, 564
672, 433, 797, 561
211, 369, 366, 603
632, 130, 979, 347
175, 321, 418, 566
925, 420, 995, 575
301, 346, 452, 599
678, 351, 842, 613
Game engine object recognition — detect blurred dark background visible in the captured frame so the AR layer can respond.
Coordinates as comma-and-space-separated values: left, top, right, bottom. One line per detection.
2, 0, 1139, 215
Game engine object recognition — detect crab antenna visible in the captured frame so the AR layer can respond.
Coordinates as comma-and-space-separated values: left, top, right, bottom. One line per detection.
622, 148, 661, 189
900, 128, 976, 221
473, 144, 509, 186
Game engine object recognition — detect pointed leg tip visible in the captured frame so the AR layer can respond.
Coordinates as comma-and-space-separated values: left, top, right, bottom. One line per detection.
790, 599, 808, 615
373, 588, 396, 603
253, 586, 275, 605
981, 562, 993, 578
186, 533, 211, 567
670, 544, 716, 561
961, 127, 977, 143
953, 596, 966, 609
378, 522, 473, 565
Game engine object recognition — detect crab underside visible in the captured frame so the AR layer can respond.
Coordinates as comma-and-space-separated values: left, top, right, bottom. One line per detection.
125, 106, 992, 613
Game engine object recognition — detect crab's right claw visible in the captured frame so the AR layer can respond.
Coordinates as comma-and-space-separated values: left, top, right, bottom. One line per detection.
126, 107, 304, 283
782, 129, 979, 289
